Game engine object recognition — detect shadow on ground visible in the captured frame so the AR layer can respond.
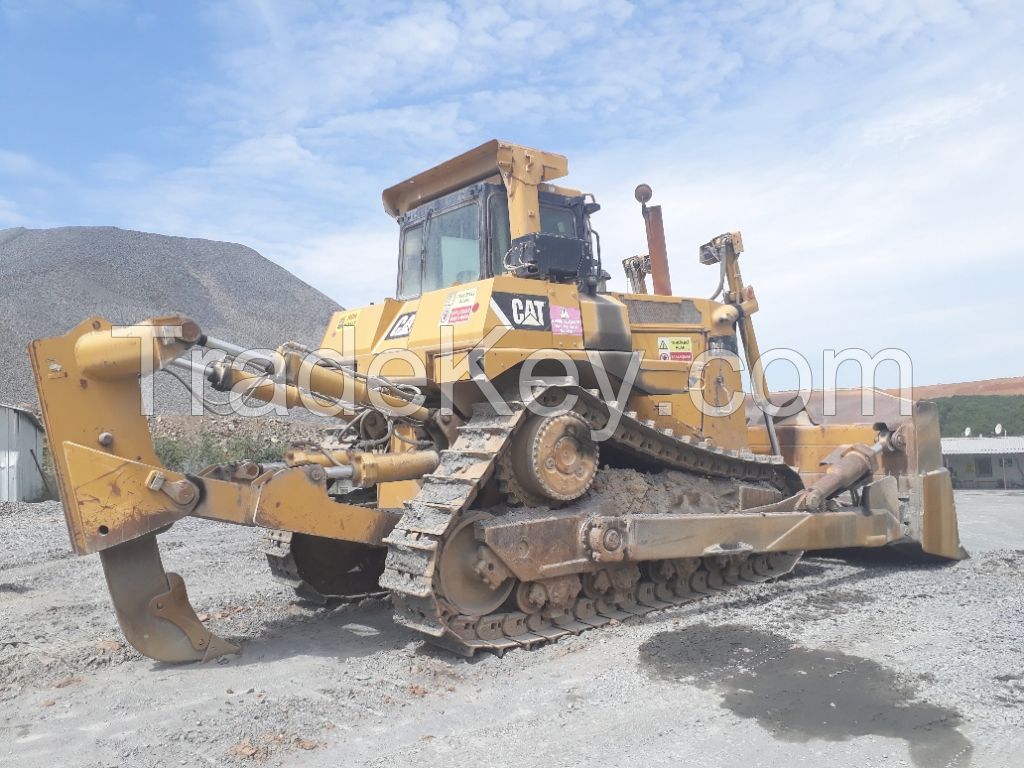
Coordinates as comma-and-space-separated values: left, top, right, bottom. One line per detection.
151, 598, 414, 672
639, 624, 972, 767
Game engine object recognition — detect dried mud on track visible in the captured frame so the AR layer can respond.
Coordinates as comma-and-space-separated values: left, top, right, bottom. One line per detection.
2, 493, 1023, 768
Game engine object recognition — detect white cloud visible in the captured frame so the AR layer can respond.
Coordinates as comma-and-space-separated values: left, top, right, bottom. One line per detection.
857, 84, 1007, 148
216, 134, 318, 175
276, 228, 400, 308
0, 194, 26, 227
577, 73, 1023, 385
739, 0, 973, 57
0, 148, 73, 227
0, 149, 36, 175
0, 148, 74, 188
90, 153, 154, 183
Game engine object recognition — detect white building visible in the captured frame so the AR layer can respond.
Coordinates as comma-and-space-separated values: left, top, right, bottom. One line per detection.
941, 436, 1024, 490
0, 403, 47, 502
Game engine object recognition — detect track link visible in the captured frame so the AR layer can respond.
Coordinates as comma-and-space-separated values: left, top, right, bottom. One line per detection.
381, 384, 804, 655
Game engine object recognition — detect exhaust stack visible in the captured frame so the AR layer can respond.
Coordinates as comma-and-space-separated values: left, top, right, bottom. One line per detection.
635, 184, 672, 295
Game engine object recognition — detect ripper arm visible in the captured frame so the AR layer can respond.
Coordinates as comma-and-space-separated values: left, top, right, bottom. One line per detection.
29, 315, 438, 661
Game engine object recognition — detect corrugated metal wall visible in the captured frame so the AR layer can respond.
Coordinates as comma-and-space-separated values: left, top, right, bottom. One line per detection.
1, 405, 45, 502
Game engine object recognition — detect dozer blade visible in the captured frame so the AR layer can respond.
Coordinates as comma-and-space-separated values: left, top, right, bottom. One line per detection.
902, 401, 965, 560
100, 534, 238, 662
759, 398, 965, 561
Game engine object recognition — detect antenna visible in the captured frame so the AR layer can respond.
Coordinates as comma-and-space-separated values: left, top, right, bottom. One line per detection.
964, 427, 971, 437
995, 423, 1003, 436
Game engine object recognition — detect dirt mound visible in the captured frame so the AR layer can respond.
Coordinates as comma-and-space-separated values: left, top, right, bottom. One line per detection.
891, 377, 1024, 399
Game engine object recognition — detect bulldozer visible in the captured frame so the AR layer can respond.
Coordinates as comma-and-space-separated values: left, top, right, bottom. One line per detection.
29, 140, 963, 662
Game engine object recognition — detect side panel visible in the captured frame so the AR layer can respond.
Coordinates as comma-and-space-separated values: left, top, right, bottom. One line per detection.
320, 302, 396, 360
318, 276, 586, 386
609, 292, 747, 450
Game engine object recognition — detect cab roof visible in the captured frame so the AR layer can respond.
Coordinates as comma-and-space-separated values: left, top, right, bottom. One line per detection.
382, 139, 574, 218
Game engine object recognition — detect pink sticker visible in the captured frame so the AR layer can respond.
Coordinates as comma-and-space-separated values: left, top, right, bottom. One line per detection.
659, 351, 693, 362
551, 304, 582, 335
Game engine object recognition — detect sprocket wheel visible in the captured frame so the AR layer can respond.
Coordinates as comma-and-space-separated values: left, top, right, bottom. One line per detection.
500, 411, 599, 507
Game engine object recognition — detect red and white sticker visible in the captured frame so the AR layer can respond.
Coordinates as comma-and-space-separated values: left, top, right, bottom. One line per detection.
551, 304, 582, 336
657, 336, 693, 362
439, 288, 478, 325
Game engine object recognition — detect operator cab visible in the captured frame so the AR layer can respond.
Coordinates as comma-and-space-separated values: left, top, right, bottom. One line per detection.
395, 182, 600, 299
383, 141, 606, 301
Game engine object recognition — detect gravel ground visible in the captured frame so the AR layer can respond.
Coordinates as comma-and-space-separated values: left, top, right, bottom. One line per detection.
0, 226, 341, 411
148, 414, 332, 456
1, 491, 1022, 767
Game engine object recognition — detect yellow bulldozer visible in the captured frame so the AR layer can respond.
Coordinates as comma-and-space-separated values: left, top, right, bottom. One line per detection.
29, 140, 963, 662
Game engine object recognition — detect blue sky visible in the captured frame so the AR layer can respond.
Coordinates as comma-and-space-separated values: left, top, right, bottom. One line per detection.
1, 0, 1021, 388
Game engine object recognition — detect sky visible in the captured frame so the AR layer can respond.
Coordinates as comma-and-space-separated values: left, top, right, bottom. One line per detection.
1, 0, 1021, 389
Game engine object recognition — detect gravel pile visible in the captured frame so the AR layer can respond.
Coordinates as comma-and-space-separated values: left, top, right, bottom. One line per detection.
0, 226, 342, 412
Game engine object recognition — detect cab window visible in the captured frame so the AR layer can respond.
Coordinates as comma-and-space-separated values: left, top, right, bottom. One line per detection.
398, 224, 423, 299
488, 195, 577, 276
541, 206, 575, 236
398, 203, 481, 298
426, 203, 480, 292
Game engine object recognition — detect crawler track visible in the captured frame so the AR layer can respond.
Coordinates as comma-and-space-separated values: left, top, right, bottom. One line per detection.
381, 384, 804, 655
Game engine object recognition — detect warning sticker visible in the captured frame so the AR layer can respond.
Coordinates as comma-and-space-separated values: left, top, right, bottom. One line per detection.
551, 304, 582, 336
657, 336, 693, 362
335, 310, 359, 329
439, 288, 478, 325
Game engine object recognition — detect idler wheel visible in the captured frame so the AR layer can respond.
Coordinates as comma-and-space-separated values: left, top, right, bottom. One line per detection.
437, 513, 515, 617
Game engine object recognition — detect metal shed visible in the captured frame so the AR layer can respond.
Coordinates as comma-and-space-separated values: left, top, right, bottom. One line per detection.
942, 435, 1024, 490
1, 403, 47, 502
